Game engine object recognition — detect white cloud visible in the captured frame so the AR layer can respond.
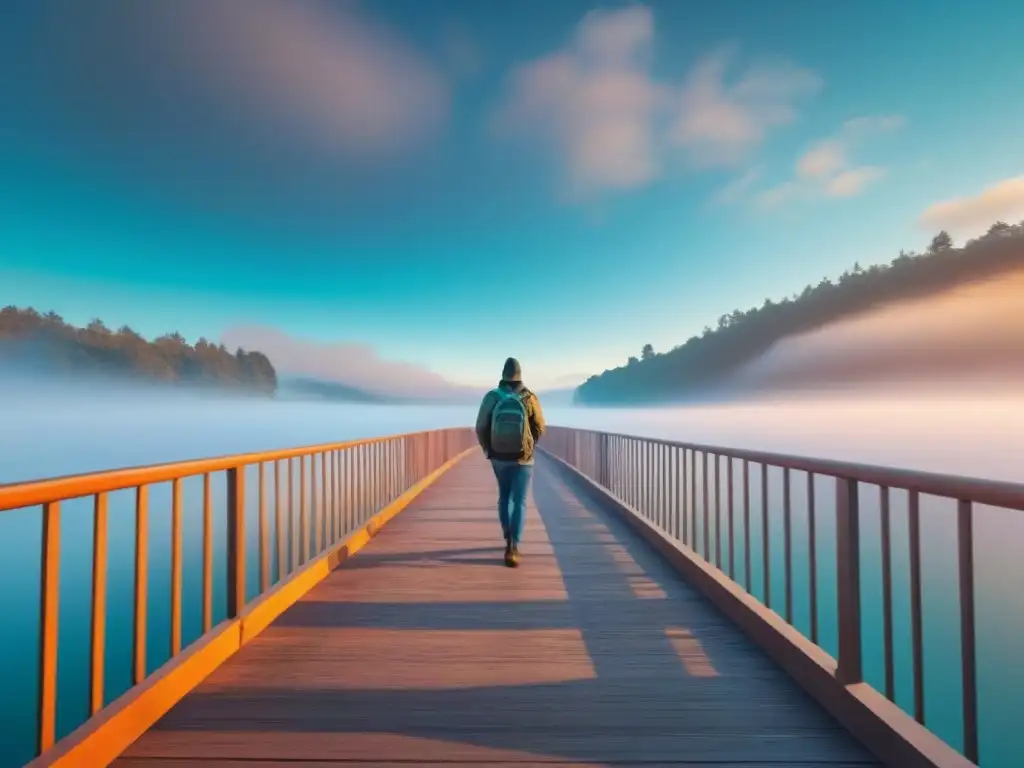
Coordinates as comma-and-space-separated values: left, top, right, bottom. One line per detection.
493, 6, 664, 197
825, 166, 887, 197
164, 0, 450, 155
220, 326, 478, 401
671, 46, 821, 167
493, 6, 818, 200
749, 114, 902, 207
795, 114, 902, 180
796, 140, 845, 178
918, 175, 1024, 238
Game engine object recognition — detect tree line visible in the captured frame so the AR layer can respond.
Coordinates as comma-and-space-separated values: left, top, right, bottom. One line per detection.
575, 219, 1024, 406
0, 306, 278, 394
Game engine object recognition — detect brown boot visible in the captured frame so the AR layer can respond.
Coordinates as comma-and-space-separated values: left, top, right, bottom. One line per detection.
505, 542, 520, 568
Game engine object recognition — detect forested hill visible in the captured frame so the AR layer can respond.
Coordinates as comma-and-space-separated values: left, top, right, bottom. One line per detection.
0, 307, 278, 395
575, 220, 1024, 406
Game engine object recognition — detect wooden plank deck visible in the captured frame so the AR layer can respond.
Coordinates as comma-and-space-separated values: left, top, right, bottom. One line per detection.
115, 453, 880, 767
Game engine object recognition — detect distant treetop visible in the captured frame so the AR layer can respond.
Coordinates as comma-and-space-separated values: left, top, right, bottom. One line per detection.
576, 220, 1024, 405
0, 308, 277, 395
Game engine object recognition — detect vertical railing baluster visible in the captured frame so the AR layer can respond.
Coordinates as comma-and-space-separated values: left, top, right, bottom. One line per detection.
783, 467, 792, 624
133, 485, 149, 685
715, 454, 722, 567
727, 458, 735, 578
345, 448, 353, 533
625, 438, 631, 508
202, 473, 213, 633
226, 466, 246, 618
300, 455, 309, 564
880, 486, 894, 699
392, 440, 398, 500
681, 448, 688, 546
632, 438, 637, 509
357, 445, 365, 522
690, 449, 697, 550
909, 489, 925, 724
808, 472, 818, 645
376, 442, 383, 511
170, 478, 183, 656
650, 440, 656, 519
90, 493, 108, 716
326, 450, 333, 544
38, 500, 60, 754
958, 499, 978, 764
288, 458, 296, 573
332, 450, 340, 541
622, 438, 630, 512
259, 463, 269, 593
672, 446, 679, 540
660, 443, 667, 533
336, 449, 343, 538
312, 453, 321, 555
637, 439, 643, 512
835, 476, 862, 685
743, 460, 751, 593
276, 460, 285, 582
762, 463, 770, 608
357, 445, 363, 525
646, 440, 652, 520
702, 452, 710, 560
661, 443, 668, 529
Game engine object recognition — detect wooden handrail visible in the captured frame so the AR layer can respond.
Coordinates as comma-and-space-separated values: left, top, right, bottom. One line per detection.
543, 425, 1005, 766
553, 428, 1024, 512
0, 432, 430, 512
7, 426, 475, 765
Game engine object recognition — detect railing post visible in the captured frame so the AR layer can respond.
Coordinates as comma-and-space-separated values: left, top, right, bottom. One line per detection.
37, 501, 60, 754
227, 465, 246, 618
957, 499, 979, 763
835, 476, 862, 685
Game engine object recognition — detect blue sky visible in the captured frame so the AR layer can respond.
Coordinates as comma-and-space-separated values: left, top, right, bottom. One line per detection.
1, 0, 1023, 390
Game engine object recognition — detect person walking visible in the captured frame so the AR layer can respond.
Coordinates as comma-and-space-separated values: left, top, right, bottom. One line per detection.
474, 357, 546, 567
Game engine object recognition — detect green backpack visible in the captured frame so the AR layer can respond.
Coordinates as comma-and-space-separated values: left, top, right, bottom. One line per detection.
489, 388, 531, 458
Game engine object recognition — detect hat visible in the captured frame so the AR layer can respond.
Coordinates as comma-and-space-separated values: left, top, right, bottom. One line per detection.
501, 357, 522, 382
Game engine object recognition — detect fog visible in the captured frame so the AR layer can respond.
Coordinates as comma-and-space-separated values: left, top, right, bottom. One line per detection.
2, 380, 1021, 483
726, 268, 1024, 398
2, 378, 1023, 767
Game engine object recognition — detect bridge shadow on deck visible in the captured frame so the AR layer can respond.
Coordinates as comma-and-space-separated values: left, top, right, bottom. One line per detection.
116, 455, 878, 767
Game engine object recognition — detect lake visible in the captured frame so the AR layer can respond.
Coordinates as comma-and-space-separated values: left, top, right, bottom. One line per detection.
1, 390, 1022, 767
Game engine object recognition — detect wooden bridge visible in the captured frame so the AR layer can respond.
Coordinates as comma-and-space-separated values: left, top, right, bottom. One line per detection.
2, 426, 1016, 767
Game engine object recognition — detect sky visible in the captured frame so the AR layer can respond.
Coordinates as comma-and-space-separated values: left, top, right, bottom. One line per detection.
1, 0, 1023, 391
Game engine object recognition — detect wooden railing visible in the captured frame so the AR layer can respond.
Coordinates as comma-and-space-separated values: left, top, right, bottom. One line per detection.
0, 427, 474, 766
542, 427, 1024, 768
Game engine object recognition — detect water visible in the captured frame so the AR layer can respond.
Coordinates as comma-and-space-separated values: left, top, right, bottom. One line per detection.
1, 392, 1022, 767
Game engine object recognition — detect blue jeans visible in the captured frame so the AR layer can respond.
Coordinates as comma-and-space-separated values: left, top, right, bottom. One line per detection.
491, 460, 533, 545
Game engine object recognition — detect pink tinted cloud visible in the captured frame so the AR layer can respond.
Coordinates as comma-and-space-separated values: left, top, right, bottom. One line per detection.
671, 46, 821, 167
494, 6, 664, 198
748, 114, 902, 208
164, 0, 450, 155
221, 326, 478, 401
918, 175, 1024, 238
493, 6, 819, 200
825, 166, 886, 197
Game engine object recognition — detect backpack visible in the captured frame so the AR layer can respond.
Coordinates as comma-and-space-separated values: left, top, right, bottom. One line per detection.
489, 388, 531, 458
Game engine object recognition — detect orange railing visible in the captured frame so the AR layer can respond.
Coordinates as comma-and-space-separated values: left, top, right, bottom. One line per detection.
0, 427, 474, 766
542, 426, 1024, 767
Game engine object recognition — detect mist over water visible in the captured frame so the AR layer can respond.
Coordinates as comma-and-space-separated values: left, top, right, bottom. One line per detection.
1, 383, 1023, 767
725, 268, 1024, 399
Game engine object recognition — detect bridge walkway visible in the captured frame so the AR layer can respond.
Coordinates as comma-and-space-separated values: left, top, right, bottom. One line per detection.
114, 453, 879, 767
